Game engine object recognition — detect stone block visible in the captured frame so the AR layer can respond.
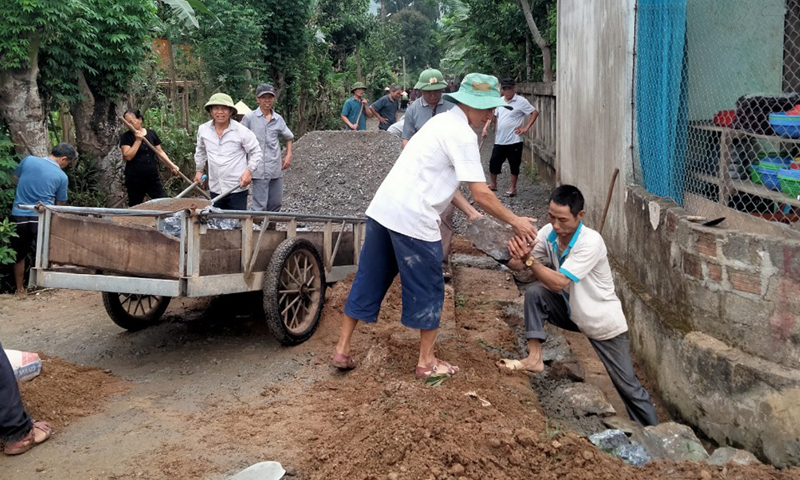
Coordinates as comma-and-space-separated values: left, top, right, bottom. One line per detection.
728, 268, 761, 296
614, 444, 650, 467
706, 447, 760, 466
542, 329, 572, 364
603, 416, 644, 436
555, 383, 616, 417
683, 252, 702, 279
464, 217, 514, 262
722, 234, 763, 266
630, 422, 709, 462
450, 253, 501, 271
589, 429, 630, 451
696, 232, 718, 258
547, 359, 586, 382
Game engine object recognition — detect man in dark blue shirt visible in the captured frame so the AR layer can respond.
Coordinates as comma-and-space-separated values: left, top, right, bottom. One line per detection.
369, 84, 402, 131
11, 143, 76, 295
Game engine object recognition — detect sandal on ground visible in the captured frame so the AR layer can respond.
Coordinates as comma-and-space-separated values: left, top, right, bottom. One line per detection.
4, 422, 52, 455
488, 186, 498, 192
331, 352, 356, 370
504, 191, 516, 198
415, 359, 459, 379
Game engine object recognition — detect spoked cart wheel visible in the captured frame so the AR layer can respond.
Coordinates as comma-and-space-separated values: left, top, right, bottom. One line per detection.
263, 237, 327, 345
102, 292, 171, 331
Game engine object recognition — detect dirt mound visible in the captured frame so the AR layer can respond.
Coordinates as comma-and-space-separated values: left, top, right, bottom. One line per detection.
283, 130, 402, 217
186, 273, 799, 480
18, 355, 130, 429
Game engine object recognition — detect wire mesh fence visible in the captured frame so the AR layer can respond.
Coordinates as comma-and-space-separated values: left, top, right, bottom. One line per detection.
634, 0, 800, 235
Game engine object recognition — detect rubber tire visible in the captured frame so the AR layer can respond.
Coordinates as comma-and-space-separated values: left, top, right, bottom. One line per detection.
102, 292, 171, 331
263, 237, 326, 346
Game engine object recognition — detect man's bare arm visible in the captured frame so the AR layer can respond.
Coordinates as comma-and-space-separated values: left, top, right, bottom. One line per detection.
466, 182, 536, 243
451, 190, 481, 220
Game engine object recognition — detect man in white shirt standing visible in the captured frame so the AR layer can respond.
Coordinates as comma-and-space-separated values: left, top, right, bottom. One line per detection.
331, 73, 538, 379
481, 78, 538, 197
194, 93, 261, 210
502, 185, 659, 426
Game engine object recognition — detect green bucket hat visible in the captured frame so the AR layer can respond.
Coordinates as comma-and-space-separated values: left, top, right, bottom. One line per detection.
443, 73, 512, 110
351, 82, 367, 92
204, 93, 237, 116
415, 69, 446, 91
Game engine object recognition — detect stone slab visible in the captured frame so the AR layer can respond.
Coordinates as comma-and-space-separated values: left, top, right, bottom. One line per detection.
555, 383, 616, 417
630, 422, 709, 462
706, 447, 760, 466
465, 216, 514, 262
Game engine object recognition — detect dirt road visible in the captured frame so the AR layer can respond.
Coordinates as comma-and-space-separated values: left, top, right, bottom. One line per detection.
2, 259, 797, 479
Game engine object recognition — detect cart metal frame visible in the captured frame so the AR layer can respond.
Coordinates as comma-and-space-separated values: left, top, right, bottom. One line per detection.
26, 204, 366, 298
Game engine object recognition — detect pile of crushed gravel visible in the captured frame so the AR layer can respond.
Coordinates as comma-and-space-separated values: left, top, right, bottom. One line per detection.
281, 127, 550, 232
282, 130, 402, 217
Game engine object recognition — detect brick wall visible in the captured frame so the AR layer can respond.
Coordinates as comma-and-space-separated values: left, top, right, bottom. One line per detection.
621, 186, 800, 370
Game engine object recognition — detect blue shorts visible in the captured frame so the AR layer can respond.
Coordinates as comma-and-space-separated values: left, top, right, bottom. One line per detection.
344, 217, 444, 330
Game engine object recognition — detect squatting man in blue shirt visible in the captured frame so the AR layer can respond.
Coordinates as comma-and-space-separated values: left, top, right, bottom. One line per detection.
502, 184, 659, 426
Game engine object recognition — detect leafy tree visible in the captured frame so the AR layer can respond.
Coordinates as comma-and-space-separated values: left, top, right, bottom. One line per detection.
384, 0, 441, 22
191, 0, 265, 102
317, 0, 371, 70
439, 0, 555, 81
391, 9, 439, 72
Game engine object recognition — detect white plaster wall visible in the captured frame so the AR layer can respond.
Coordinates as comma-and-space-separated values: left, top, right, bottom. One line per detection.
557, 0, 636, 259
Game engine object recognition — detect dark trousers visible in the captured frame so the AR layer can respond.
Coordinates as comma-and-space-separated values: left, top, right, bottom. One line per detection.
0, 342, 33, 443
210, 190, 248, 210
126, 174, 167, 207
524, 283, 659, 426
439, 204, 455, 267
489, 142, 524, 175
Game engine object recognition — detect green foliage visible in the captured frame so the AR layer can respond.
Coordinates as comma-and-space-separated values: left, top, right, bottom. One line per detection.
160, 0, 221, 28
38, 0, 157, 106
0, 127, 18, 266
66, 157, 107, 207
391, 9, 439, 72
317, 0, 372, 66
142, 107, 199, 196
0, 129, 17, 220
190, 0, 266, 102
0, 0, 72, 69
440, 0, 556, 81
0, 218, 18, 266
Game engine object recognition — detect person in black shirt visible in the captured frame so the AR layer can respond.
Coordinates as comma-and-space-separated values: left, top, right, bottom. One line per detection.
119, 109, 177, 206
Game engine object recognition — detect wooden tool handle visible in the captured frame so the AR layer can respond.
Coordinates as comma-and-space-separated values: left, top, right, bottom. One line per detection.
599, 168, 620, 235
120, 116, 210, 199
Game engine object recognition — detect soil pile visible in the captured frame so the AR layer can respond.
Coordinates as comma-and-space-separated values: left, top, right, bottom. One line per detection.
283, 130, 402, 217
18, 355, 129, 429
183, 275, 799, 480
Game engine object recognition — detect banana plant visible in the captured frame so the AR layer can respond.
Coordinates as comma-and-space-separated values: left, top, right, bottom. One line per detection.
159, 0, 221, 28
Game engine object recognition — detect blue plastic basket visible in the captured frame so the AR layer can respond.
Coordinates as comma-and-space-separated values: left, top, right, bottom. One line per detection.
770, 114, 800, 138
756, 166, 782, 191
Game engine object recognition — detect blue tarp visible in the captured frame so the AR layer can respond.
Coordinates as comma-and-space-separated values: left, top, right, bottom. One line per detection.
636, 0, 689, 204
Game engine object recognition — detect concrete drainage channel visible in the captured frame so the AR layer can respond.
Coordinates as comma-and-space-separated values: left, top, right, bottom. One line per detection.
452, 251, 763, 469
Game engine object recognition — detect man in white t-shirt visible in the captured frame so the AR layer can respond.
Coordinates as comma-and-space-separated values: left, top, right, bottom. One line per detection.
481, 78, 538, 197
502, 185, 659, 426
331, 74, 538, 379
